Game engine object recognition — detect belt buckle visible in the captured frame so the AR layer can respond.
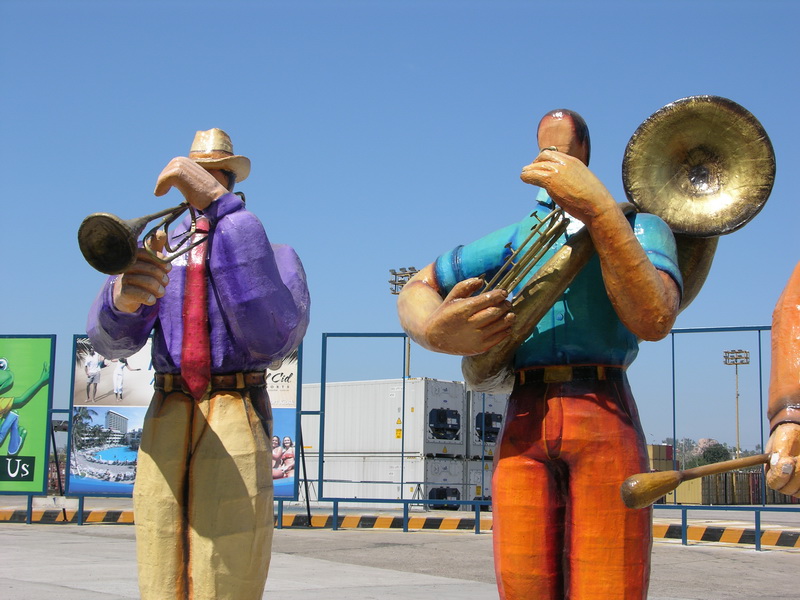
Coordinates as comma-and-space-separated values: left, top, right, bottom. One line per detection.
162, 373, 175, 393
544, 366, 572, 383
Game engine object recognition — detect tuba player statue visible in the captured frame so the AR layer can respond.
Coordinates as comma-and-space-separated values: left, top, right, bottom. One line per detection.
87, 129, 310, 600
397, 109, 681, 599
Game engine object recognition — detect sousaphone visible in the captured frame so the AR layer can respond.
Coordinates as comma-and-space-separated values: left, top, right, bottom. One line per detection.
463, 95, 776, 392
622, 94, 775, 308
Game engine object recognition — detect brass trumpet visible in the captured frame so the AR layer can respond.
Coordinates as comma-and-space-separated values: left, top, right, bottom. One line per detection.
463, 95, 775, 392
78, 202, 205, 275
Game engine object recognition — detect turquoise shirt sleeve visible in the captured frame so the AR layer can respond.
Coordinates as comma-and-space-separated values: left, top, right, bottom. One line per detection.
434, 222, 519, 294
631, 212, 684, 294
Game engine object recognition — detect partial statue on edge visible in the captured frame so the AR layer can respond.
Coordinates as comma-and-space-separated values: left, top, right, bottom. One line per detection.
766, 261, 800, 498
87, 128, 310, 600
397, 109, 681, 599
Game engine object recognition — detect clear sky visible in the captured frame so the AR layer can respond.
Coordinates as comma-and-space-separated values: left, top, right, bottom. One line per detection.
2, 0, 797, 451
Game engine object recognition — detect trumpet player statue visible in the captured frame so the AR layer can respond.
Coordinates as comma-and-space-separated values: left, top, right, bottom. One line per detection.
766, 261, 800, 497
397, 109, 682, 599
86, 129, 310, 600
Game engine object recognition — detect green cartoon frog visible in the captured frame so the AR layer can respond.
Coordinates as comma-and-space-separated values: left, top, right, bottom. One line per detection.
0, 359, 49, 456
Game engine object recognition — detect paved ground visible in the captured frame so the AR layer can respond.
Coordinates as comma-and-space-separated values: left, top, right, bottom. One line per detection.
2, 522, 798, 599
3, 495, 798, 598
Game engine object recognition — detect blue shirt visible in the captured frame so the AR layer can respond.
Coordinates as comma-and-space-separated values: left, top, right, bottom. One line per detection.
434, 189, 682, 369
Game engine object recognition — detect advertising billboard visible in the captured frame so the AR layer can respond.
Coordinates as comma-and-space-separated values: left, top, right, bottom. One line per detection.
268, 347, 301, 500
67, 335, 301, 499
68, 335, 153, 496
0, 335, 56, 494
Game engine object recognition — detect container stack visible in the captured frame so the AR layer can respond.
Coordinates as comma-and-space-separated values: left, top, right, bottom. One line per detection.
464, 390, 509, 509
299, 378, 470, 508
647, 443, 674, 472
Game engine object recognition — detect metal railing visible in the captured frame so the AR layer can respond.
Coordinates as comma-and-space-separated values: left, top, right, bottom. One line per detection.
654, 503, 799, 550
276, 497, 493, 534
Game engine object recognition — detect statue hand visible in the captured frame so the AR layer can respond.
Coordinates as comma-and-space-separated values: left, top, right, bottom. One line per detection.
112, 231, 171, 313
520, 150, 615, 224
422, 278, 515, 356
766, 423, 800, 497
154, 156, 227, 211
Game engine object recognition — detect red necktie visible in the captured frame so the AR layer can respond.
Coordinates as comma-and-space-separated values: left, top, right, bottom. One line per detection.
181, 216, 211, 400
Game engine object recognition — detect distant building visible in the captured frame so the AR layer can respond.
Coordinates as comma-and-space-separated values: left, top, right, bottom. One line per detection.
105, 410, 128, 435
104, 428, 124, 445
124, 428, 143, 449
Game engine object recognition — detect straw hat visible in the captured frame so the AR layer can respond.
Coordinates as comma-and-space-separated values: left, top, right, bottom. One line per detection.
188, 128, 251, 183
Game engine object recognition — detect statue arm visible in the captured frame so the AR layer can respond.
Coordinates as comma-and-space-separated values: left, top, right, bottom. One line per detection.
209, 202, 310, 361
766, 261, 800, 497
586, 209, 680, 341
87, 277, 158, 358
521, 150, 679, 341
397, 264, 514, 356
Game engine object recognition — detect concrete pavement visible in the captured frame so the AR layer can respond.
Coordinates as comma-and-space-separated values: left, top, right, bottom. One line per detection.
3, 496, 799, 549
3, 495, 798, 598
2, 521, 799, 599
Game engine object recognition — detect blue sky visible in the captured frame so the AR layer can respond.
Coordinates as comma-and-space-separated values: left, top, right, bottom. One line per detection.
2, 0, 797, 450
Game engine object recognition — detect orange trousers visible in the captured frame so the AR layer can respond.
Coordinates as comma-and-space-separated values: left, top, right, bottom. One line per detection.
493, 374, 652, 600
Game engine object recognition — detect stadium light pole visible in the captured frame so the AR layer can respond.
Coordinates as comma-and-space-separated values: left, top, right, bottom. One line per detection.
723, 349, 750, 459
389, 267, 418, 378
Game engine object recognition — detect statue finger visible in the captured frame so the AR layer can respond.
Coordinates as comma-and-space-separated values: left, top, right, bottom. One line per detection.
444, 277, 486, 301
144, 230, 168, 257
767, 455, 796, 493
479, 327, 513, 352
119, 274, 166, 303
467, 304, 513, 327
479, 313, 515, 337
127, 252, 171, 283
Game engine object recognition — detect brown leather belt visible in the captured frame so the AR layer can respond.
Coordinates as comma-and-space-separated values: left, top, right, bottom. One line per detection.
516, 365, 625, 385
155, 372, 266, 393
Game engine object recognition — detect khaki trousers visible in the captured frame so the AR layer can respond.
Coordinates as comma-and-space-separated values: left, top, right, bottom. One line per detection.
133, 387, 273, 600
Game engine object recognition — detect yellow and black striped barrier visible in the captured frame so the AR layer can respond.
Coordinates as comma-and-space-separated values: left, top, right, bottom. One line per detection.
652, 522, 800, 549
2, 508, 798, 549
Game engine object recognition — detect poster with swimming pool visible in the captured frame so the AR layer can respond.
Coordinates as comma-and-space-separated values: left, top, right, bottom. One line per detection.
268, 346, 301, 500
0, 335, 55, 494
67, 336, 302, 498
67, 335, 154, 496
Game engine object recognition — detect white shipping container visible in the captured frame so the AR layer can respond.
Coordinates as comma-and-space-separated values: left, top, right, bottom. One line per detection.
425, 457, 466, 509
301, 378, 467, 458
467, 391, 509, 459
302, 453, 425, 505
465, 458, 494, 511
299, 454, 467, 510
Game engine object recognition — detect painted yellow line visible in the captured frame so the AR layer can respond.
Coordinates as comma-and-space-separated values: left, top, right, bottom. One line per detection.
373, 516, 395, 528
719, 528, 743, 544
438, 518, 461, 530
760, 530, 781, 546
340, 515, 361, 528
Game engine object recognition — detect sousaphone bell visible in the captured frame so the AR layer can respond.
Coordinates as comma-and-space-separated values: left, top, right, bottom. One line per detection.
622, 94, 775, 308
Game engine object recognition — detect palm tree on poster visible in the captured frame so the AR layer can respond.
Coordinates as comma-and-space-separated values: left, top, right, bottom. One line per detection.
71, 406, 97, 475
